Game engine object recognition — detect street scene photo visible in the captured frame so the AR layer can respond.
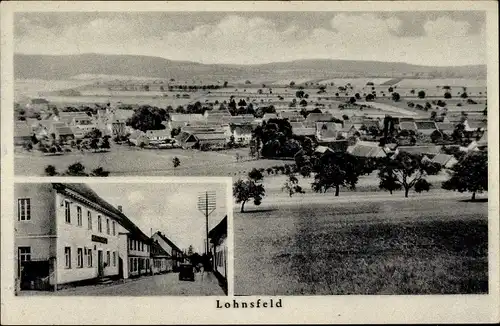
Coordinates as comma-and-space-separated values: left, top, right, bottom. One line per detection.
14, 182, 228, 296
12, 10, 489, 297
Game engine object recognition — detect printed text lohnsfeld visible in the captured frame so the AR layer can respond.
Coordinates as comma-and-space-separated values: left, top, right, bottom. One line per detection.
216, 298, 283, 309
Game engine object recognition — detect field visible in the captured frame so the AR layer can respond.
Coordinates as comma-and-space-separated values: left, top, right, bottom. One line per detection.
14, 146, 291, 177
234, 192, 488, 295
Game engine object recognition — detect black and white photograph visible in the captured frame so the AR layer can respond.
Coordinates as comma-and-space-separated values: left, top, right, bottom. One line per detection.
1, 1, 499, 325
14, 181, 229, 296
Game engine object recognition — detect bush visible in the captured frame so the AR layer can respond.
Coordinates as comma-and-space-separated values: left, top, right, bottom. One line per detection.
444, 92, 452, 99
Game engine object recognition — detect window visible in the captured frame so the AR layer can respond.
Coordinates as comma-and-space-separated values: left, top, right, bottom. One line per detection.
129, 238, 133, 250
112, 221, 116, 236
17, 198, 31, 221
87, 249, 92, 267
129, 258, 133, 272
87, 211, 92, 230
18, 247, 31, 262
98, 215, 102, 233
146, 259, 149, 269
77, 248, 83, 268
133, 240, 137, 251
142, 243, 144, 252
113, 252, 116, 266
77, 206, 82, 226
106, 219, 110, 235
65, 247, 71, 269
146, 245, 149, 253
65, 201, 71, 223
106, 251, 110, 266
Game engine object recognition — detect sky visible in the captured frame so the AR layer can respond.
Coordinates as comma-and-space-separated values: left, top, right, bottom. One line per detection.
14, 11, 486, 66
88, 182, 228, 254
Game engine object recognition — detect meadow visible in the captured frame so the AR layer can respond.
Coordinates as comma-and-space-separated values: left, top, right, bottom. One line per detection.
234, 193, 488, 295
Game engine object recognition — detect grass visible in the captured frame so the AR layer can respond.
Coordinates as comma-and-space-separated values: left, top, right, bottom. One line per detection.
234, 197, 488, 295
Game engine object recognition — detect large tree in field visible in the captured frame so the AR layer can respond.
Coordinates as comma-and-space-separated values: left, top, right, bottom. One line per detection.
282, 173, 305, 197
233, 175, 266, 213
442, 151, 487, 201
378, 153, 440, 197
311, 152, 362, 196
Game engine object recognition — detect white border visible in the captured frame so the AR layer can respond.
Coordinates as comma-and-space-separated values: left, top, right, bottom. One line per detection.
2, 1, 499, 325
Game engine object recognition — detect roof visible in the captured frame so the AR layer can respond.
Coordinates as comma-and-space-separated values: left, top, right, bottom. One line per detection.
467, 120, 487, 130
292, 127, 316, 136
151, 241, 171, 258
290, 122, 305, 129
361, 120, 380, 129
30, 98, 49, 104
15, 123, 32, 138
176, 131, 196, 143
437, 123, 456, 131
348, 142, 388, 157
52, 183, 151, 243
305, 113, 333, 122
154, 231, 183, 252
169, 114, 205, 122
399, 117, 415, 122
397, 145, 441, 155
129, 130, 146, 139
316, 122, 343, 139
209, 216, 227, 242
54, 126, 74, 136
399, 121, 417, 131
194, 132, 227, 141
431, 154, 456, 166
476, 132, 487, 146
262, 113, 279, 120
318, 140, 349, 153
315, 145, 333, 154
415, 121, 438, 130
146, 129, 171, 138
232, 125, 253, 135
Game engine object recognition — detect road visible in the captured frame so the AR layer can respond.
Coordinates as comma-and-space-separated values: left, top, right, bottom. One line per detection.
47, 272, 225, 296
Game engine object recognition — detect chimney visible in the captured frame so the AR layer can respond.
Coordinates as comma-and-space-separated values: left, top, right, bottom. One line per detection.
117, 205, 122, 212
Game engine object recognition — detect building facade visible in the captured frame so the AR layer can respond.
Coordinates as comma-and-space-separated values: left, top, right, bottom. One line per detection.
152, 231, 185, 272
14, 183, 149, 292
209, 216, 227, 284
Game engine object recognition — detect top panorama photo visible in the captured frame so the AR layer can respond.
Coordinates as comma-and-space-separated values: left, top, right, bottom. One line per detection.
14, 11, 487, 178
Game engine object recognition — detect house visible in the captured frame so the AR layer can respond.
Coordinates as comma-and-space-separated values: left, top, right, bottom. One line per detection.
128, 130, 149, 146
56, 112, 92, 125
150, 241, 171, 275
305, 113, 333, 123
14, 183, 151, 291
315, 122, 343, 141
152, 231, 184, 272
464, 119, 487, 133
176, 132, 198, 149
26, 98, 50, 112
145, 129, 172, 143
317, 140, 349, 153
396, 145, 442, 156
14, 122, 33, 146
195, 132, 228, 149
209, 216, 227, 289
52, 126, 75, 142
279, 111, 305, 122
292, 127, 316, 137
231, 124, 253, 145
415, 121, 439, 136
436, 122, 456, 136
431, 154, 458, 168
347, 141, 389, 158
398, 121, 418, 133
169, 114, 205, 129
340, 122, 360, 138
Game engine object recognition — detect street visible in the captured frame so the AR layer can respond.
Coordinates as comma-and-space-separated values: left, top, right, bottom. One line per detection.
21, 272, 225, 296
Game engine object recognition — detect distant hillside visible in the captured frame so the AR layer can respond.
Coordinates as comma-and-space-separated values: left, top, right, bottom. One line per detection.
14, 53, 487, 81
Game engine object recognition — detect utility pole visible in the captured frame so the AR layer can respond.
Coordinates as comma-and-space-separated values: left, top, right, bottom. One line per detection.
197, 191, 216, 255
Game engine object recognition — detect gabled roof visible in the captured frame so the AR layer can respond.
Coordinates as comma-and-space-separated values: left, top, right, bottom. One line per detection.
431, 154, 456, 166
194, 132, 227, 141
292, 127, 316, 136
129, 130, 146, 140
415, 121, 438, 130
262, 113, 278, 120
467, 120, 487, 130
154, 231, 183, 252
209, 216, 227, 242
53, 183, 151, 243
290, 122, 305, 129
436, 122, 456, 131
232, 125, 253, 135
361, 120, 380, 129
305, 113, 333, 122
176, 131, 196, 143
151, 241, 171, 258
169, 114, 205, 122
30, 98, 49, 104
316, 122, 343, 139
54, 126, 74, 136
476, 132, 487, 147
397, 145, 441, 155
399, 121, 417, 131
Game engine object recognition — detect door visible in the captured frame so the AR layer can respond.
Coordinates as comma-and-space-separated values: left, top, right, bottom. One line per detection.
97, 250, 103, 277
118, 257, 123, 279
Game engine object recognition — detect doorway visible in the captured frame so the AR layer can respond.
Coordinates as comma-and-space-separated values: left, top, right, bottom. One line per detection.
97, 250, 103, 277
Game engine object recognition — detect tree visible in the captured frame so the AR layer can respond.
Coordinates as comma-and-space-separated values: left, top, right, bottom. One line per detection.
391, 92, 401, 102
126, 106, 166, 132
172, 157, 181, 168
418, 90, 426, 99
299, 99, 308, 107
289, 81, 295, 87
444, 92, 452, 99
366, 93, 375, 101
430, 111, 437, 121
460, 92, 468, 98
442, 151, 487, 201
311, 152, 362, 196
100, 136, 110, 150
378, 153, 440, 198
187, 245, 194, 256
282, 173, 305, 197
295, 90, 305, 98
65, 162, 88, 176
44, 165, 58, 176
378, 165, 402, 195
233, 178, 266, 213
90, 167, 110, 177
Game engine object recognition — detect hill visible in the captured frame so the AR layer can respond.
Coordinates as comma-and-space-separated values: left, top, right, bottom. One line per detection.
14, 53, 487, 81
